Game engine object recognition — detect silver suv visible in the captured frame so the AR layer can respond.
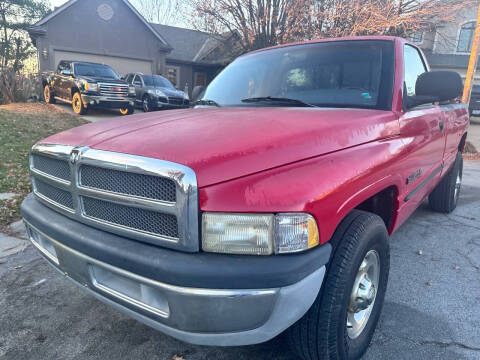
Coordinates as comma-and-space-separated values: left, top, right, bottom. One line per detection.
123, 73, 190, 112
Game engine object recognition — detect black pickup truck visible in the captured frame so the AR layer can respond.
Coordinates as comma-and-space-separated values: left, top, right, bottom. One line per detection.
42, 61, 136, 115
469, 85, 480, 117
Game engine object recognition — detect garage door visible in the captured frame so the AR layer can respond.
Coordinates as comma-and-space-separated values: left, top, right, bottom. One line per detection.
53, 50, 153, 76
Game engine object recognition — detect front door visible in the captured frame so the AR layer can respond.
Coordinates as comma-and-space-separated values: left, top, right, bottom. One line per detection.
55, 61, 71, 99
399, 45, 446, 210
133, 75, 143, 104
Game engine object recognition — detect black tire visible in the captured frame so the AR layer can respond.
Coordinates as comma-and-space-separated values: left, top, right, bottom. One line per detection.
72, 92, 87, 115
142, 95, 156, 112
44, 85, 55, 104
428, 152, 463, 213
287, 210, 390, 360
119, 106, 134, 115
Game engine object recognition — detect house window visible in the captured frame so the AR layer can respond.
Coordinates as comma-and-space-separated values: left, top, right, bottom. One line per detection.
457, 21, 476, 53
408, 31, 423, 44
166, 66, 180, 87
194, 72, 207, 87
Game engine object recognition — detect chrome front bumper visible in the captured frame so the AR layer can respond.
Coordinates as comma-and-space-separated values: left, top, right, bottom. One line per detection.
24, 220, 325, 346
81, 94, 135, 107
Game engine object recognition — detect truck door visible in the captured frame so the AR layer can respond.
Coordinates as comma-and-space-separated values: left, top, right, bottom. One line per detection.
55, 61, 71, 99
398, 44, 446, 209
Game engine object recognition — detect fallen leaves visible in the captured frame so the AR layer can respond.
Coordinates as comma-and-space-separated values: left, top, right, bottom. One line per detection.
0, 103, 87, 232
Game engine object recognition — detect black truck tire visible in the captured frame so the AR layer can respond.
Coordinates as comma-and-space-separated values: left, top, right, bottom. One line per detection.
428, 152, 463, 213
72, 92, 87, 115
44, 85, 55, 104
287, 210, 390, 360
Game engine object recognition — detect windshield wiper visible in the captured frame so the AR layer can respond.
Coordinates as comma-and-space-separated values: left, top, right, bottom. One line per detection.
194, 99, 221, 107
241, 96, 317, 107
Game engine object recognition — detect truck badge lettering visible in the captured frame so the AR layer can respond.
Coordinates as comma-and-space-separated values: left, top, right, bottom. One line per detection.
407, 169, 422, 184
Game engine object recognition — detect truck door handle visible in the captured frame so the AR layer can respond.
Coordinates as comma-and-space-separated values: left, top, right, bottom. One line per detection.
439, 121, 444, 132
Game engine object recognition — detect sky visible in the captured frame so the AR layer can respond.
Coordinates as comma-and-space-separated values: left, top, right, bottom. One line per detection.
51, 0, 66, 7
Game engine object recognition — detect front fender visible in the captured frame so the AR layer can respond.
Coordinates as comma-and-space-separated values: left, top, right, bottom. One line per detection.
199, 138, 405, 245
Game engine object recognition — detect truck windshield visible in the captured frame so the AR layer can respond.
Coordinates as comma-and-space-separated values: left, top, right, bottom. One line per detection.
202, 40, 395, 110
143, 75, 175, 89
74, 63, 119, 79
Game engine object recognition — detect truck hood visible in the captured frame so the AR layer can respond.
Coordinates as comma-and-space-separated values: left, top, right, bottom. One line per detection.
41, 107, 399, 187
76, 76, 127, 84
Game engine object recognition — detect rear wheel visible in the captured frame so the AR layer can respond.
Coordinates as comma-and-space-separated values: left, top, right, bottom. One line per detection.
287, 210, 390, 360
119, 106, 134, 115
428, 152, 463, 213
72, 92, 87, 115
44, 85, 55, 104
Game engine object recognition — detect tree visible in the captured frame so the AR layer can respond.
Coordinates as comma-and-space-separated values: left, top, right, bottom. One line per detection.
309, 0, 473, 39
190, 0, 474, 53
131, 0, 183, 25
0, 0, 49, 72
189, 0, 312, 52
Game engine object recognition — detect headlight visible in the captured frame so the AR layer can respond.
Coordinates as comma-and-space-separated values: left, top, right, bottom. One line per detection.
128, 86, 135, 94
84, 82, 99, 92
155, 89, 166, 97
202, 213, 319, 255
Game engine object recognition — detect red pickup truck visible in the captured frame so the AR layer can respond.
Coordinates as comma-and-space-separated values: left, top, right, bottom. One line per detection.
21, 36, 468, 359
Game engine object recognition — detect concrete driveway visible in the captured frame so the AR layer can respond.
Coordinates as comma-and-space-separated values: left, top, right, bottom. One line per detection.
53, 103, 142, 123
1, 161, 479, 360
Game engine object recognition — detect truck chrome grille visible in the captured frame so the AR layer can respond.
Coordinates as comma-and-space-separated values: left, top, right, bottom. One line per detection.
29, 144, 199, 252
82, 196, 178, 238
34, 178, 74, 210
79, 165, 176, 202
31, 154, 71, 181
98, 83, 129, 97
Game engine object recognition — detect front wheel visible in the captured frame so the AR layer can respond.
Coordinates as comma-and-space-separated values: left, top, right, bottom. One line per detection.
142, 95, 156, 112
72, 92, 87, 115
119, 106, 134, 115
287, 210, 390, 360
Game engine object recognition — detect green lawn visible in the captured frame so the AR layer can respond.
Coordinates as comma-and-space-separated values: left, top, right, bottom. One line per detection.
0, 103, 87, 232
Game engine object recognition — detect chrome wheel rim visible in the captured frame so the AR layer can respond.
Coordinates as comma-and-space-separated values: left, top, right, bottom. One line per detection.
347, 250, 380, 339
143, 98, 149, 112
454, 170, 462, 201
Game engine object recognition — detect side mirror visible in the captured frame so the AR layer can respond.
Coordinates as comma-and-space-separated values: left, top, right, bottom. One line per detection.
61, 69, 72, 77
404, 71, 463, 110
192, 85, 205, 102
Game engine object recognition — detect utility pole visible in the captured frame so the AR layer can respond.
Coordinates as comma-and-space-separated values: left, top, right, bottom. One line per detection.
462, 0, 480, 105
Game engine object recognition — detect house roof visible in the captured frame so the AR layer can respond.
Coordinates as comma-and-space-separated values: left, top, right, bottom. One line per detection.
32, 0, 171, 49
150, 24, 214, 63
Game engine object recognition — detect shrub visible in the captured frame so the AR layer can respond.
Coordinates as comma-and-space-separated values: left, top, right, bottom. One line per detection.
0, 68, 42, 104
